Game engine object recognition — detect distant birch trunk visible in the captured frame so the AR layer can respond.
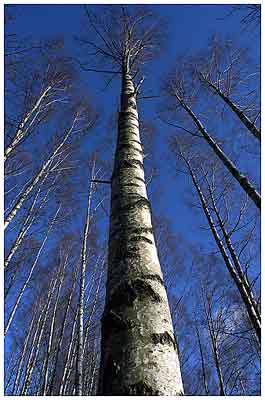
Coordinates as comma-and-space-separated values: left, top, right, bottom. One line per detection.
194, 322, 209, 395
4, 206, 60, 336
10, 300, 40, 395
99, 63, 184, 395
4, 85, 54, 161
4, 170, 56, 270
201, 77, 261, 142
205, 174, 261, 339
76, 160, 96, 396
183, 156, 261, 344
175, 95, 260, 209
4, 112, 79, 229
59, 309, 78, 395
203, 297, 226, 396
42, 257, 66, 395
20, 276, 58, 395
48, 269, 77, 395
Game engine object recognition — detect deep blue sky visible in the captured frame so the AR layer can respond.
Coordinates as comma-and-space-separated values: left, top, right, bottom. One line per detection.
6, 3, 260, 251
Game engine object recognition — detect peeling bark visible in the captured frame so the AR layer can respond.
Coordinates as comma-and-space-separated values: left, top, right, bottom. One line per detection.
98, 69, 183, 395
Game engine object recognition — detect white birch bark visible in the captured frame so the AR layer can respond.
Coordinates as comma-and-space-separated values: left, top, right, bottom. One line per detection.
205, 176, 261, 338
59, 264, 100, 395
185, 158, 261, 344
42, 256, 67, 395
4, 85, 53, 161
76, 160, 96, 395
59, 314, 78, 395
48, 269, 77, 395
83, 265, 104, 352
175, 94, 261, 209
4, 170, 56, 270
20, 276, 58, 395
11, 300, 40, 395
4, 113, 78, 229
99, 67, 184, 395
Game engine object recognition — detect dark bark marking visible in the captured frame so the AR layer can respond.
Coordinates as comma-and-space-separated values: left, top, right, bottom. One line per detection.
119, 110, 138, 121
130, 236, 153, 245
124, 381, 161, 395
125, 246, 140, 258
118, 139, 144, 150
112, 160, 144, 179
122, 183, 141, 188
110, 226, 153, 240
119, 159, 144, 170
117, 143, 144, 155
106, 278, 162, 313
107, 281, 138, 309
122, 196, 151, 212
110, 196, 151, 217
143, 274, 164, 286
151, 331, 176, 349
132, 278, 162, 303
102, 310, 132, 335
119, 122, 139, 131
111, 174, 145, 185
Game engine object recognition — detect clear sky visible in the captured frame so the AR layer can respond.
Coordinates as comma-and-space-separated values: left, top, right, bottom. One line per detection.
9, 3, 258, 238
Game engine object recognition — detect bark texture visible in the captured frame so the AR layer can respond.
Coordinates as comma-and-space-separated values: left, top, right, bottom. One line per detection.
98, 71, 183, 395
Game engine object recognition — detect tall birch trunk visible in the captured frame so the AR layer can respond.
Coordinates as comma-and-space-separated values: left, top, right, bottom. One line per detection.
98, 67, 183, 395
176, 95, 261, 209
76, 160, 95, 396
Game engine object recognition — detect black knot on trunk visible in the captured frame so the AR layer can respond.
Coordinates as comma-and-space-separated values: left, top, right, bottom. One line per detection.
151, 331, 176, 349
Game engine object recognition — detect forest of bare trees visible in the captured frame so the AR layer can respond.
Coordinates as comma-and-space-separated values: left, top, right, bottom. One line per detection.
4, 4, 260, 396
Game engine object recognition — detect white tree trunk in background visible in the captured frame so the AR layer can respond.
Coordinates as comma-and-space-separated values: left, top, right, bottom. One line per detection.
177, 95, 261, 209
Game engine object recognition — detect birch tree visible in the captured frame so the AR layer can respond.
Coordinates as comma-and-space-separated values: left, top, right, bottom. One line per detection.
162, 73, 260, 209
194, 39, 261, 141
173, 140, 260, 344
5, 62, 71, 162
78, 6, 183, 395
4, 105, 94, 229
76, 158, 96, 395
